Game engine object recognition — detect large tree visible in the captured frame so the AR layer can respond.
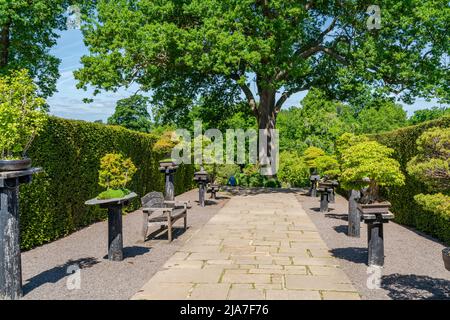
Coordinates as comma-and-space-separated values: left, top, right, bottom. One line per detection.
107, 94, 153, 132
0, 0, 93, 97
75, 0, 449, 144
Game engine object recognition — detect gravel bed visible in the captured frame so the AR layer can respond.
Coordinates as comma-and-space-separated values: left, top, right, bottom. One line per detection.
296, 190, 450, 300
21, 189, 229, 300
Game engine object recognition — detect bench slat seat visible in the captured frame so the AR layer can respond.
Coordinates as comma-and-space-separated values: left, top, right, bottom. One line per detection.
141, 191, 189, 242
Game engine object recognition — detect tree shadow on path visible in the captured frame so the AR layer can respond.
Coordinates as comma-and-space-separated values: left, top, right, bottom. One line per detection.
382, 274, 450, 300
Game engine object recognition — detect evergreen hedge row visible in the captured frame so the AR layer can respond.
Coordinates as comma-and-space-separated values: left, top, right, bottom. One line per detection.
19, 117, 195, 250
372, 116, 450, 245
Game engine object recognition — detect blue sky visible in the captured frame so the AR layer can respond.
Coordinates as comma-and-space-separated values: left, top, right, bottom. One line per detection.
47, 29, 444, 122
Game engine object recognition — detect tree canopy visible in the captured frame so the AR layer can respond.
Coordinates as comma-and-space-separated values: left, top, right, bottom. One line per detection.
408, 106, 450, 125
0, 0, 94, 97
107, 94, 153, 133
75, 0, 449, 135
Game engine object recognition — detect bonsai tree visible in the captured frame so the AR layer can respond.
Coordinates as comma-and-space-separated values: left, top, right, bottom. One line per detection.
0, 69, 47, 160
406, 127, 450, 228
302, 146, 339, 179
153, 130, 179, 162
302, 146, 325, 174
314, 154, 340, 180
97, 153, 137, 199
335, 133, 369, 162
340, 141, 405, 203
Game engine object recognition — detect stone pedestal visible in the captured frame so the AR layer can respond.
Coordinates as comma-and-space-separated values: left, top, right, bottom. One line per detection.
348, 190, 361, 237
85, 192, 137, 261
359, 202, 393, 266
159, 162, 178, 202
309, 174, 320, 197
193, 168, 209, 207
317, 187, 332, 213
0, 167, 41, 300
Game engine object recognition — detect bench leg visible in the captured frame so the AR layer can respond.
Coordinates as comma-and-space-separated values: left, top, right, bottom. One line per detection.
184, 215, 187, 230
168, 218, 173, 242
142, 211, 149, 241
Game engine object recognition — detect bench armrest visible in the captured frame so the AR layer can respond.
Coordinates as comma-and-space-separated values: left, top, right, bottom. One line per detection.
143, 207, 173, 214
164, 200, 191, 209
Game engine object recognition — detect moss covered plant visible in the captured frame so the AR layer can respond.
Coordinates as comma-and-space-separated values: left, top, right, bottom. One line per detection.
0, 69, 47, 160
97, 153, 137, 200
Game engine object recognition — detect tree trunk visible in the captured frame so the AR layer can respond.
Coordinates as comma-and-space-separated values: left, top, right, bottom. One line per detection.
257, 89, 278, 176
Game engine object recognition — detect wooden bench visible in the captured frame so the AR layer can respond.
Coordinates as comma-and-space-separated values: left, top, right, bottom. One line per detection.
207, 184, 220, 199
141, 191, 190, 242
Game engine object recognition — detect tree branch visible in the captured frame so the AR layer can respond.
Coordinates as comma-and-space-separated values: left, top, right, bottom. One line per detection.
274, 85, 310, 112
231, 74, 258, 116
318, 46, 348, 65
275, 17, 339, 81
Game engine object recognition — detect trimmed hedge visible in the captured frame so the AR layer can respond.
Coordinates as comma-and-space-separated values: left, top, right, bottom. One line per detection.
371, 116, 450, 245
19, 117, 195, 250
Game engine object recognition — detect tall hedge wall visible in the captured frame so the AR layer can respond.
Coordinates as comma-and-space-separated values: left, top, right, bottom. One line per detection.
372, 116, 450, 245
19, 117, 195, 250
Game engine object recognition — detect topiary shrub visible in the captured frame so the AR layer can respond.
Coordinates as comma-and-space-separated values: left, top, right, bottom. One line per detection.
405, 127, 450, 243
406, 127, 450, 190
413, 193, 450, 244
371, 116, 450, 244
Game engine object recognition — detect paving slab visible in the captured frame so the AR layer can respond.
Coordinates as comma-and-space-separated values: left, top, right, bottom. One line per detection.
132, 191, 360, 300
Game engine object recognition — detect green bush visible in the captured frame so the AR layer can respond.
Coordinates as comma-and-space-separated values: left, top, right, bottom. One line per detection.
214, 164, 241, 185
277, 151, 310, 187
19, 117, 195, 250
371, 115, 450, 244
414, 193, 450, 244
233, 165, 282, 188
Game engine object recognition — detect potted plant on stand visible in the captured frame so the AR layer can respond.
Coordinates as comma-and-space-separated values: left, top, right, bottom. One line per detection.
0, 69, 47, 171
340, 141, 405, 266
0, 70, 46, 300
85, 153, 137, 261
406, 127, 450, 271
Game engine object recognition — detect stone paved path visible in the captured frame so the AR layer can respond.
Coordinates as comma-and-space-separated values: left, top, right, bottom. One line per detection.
132, 192, 360, 300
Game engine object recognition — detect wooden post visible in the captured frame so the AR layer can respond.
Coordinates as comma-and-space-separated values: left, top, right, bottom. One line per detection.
329, 189, 335, 203
164, 170, 175, 201
309, 174, 320, 197
360, 204, 393, 267
367, 221, 384, 266
0, 177, 22, 300
86, 192, 136, 263
107, 205, 123, 261
348, 190, 361, 237
0, 168, 40, 300
199, 182, 206, 207
319, 189, 330, 213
